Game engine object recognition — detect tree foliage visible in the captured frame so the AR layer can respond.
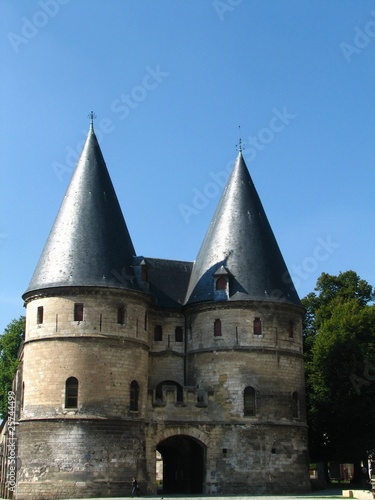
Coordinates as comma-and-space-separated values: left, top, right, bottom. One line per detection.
0, 316, 25, 419
303, 271, 375, 463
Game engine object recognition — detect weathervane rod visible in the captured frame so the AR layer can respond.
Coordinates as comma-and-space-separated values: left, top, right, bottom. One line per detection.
237, 125, 242, 153
88, 111, 96, 131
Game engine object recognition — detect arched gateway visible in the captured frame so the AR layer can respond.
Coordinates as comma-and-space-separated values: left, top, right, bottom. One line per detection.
157, 435, 205, 494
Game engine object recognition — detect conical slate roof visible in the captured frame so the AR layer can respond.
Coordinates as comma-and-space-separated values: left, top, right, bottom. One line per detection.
24, 123, 138, 296
185, 152, 300, 305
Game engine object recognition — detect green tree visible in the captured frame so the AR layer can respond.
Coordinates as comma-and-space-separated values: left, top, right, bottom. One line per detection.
303, 272, 375, 469
0, 316, 25, 418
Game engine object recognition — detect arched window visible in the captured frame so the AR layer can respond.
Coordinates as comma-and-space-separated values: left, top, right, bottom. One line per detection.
292, 391, 299, 418
130, 380, 139, 411
214, 319, 222, 336
65, 377, 78, 408
244, 386, 256, 416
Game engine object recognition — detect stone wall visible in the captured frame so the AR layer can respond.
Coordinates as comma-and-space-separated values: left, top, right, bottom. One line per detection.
17, 419, 148, 499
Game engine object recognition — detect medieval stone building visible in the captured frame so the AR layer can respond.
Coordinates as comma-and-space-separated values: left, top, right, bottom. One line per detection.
12, 118, 310, 498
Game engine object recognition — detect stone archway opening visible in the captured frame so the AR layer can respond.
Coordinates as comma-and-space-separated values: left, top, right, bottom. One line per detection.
156, 435, 205, 494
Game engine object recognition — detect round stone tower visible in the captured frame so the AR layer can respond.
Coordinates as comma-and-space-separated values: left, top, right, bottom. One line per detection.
18, 121, 150, 499
183, 152, 310, 494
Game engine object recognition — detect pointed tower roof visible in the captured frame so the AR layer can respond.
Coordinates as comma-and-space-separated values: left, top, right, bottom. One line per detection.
185, 152, 300, 306
24, 117, 138, 296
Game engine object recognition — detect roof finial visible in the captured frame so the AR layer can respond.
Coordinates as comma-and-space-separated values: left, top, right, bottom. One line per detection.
88, 111, 96, 131
236, 125, 243, 154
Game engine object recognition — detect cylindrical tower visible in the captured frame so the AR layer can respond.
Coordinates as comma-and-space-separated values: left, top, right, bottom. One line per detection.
17, 122, 150, 499
183, 152, 310, 494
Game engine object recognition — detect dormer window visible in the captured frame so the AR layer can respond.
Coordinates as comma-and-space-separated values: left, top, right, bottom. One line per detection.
216, 277, 227, 290
214, 265, 229, 300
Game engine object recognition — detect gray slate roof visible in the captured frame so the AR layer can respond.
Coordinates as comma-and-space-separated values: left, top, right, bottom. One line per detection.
133, 257, 193, 308
24, 126, 138, 296
185, 152, 300, 306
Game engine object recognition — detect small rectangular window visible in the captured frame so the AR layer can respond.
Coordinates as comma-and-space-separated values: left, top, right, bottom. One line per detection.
74, 303, 84, 322
117, 306, 126, 325
214, 319, 222, 336
154, 324, 162, 341
37, 306, 44, 325
175, 326, 183, 342
253, 317, 262, 335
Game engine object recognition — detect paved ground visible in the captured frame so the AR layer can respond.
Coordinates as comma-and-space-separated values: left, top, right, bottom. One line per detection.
55, 489, 374, 500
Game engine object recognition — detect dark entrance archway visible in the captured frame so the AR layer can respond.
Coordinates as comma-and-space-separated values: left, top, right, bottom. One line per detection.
157, 435, 205, 494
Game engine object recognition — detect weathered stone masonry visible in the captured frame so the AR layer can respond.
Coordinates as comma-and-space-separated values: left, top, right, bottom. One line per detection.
10, 120, 310, 499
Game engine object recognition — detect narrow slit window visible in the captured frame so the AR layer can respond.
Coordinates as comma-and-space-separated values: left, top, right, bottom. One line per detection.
175, 326, 183, 342
117, 306, 126, 325
154, 324, 162, 341
292, 391, 299, 418
288, 320, 294, 338
130, 380, 139, 411
214, 319, 222, 337
253, 317, 262, 335
74, 303, 84, 322
244, 386, 256, 416
141, 267, 148, 283
65, 377, 78, 408
37, 306, 44, 325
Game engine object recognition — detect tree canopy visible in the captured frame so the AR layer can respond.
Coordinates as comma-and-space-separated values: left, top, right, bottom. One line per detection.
303, 271, 375, 464
0, 316, 24, 419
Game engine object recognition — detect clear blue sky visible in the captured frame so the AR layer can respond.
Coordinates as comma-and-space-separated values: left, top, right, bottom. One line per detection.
1, 0, 375, 332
